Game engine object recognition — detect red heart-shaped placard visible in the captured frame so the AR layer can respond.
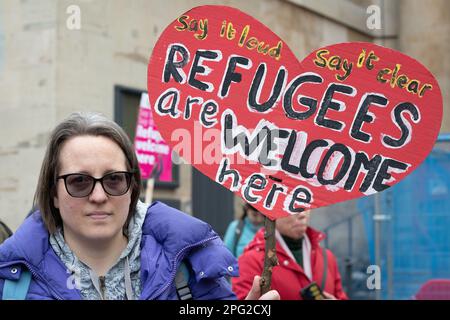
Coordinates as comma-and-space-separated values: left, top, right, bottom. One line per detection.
147, 5, 443, 220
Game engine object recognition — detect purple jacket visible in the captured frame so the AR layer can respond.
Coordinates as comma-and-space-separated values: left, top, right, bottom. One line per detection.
0, 202, 238, 300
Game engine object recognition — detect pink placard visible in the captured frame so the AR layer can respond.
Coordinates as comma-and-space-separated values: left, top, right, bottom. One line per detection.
134, 93, 173, 181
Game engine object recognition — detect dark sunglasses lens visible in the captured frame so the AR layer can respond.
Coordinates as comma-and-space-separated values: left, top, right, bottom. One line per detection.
103, 172, 131, 196
66, 174, 94, 197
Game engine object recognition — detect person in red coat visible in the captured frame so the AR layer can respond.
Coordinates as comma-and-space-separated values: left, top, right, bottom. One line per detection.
232, 210, 348, 300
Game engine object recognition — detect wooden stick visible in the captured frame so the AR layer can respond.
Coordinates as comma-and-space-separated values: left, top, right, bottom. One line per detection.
144, 178, 155, 203
260, 216, 278, 295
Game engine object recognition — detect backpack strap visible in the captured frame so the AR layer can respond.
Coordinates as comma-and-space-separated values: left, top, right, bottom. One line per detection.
2, 269, 32, 300
175, 261, 192, 300
320, 246, 328, 291
232, 219, 245, 256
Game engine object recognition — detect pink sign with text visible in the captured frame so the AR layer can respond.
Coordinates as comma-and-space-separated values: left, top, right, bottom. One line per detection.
134, 93, 173, 181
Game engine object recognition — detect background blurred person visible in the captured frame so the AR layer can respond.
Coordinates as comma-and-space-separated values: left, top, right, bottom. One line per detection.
223, 203, 265, 258
232, 210, 348, 300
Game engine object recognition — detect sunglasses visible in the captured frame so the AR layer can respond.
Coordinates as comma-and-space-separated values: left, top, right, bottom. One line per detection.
56, 171, 133, 198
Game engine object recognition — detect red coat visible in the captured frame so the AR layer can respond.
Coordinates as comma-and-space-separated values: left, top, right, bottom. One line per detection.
232, 227, 348, 300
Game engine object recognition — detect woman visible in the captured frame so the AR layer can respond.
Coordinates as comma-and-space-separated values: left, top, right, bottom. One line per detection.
0, 112, 277, 300
232, 210, 348, 300
223, 203, 264, 258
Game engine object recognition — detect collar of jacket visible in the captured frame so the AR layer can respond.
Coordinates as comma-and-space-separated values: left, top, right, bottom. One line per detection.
248, 227, 326, 252
0, 201, 238, 300
244, 227, 326, 273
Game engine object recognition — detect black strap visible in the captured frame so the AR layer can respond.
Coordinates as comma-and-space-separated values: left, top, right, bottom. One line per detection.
175, 261, 193, 300
232, 219, 245, 256
321, 246, 328, 290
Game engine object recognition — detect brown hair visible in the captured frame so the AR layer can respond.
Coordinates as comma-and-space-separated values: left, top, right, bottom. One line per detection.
33, 112, 141, 234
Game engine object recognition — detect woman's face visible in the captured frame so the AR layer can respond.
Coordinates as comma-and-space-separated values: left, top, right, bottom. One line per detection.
53, 135, 131, 243
276, 210, 311, 240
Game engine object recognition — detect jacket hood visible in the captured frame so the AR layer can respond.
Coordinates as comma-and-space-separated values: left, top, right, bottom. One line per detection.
143, 201, 215, 254
139, 202, 238, 299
